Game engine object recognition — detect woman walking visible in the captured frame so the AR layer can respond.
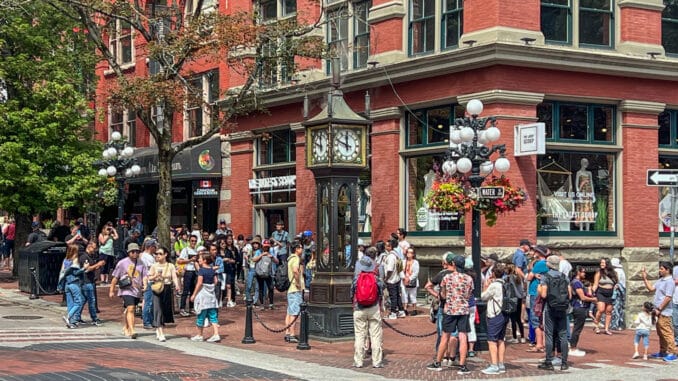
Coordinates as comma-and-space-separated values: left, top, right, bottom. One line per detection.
98, 222, 118, 284
593, 257, 618, 335
58, 244, 88, 329
148, 246, 179, 342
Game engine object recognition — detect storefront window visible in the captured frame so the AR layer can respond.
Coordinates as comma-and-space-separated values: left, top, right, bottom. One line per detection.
537, 151, 615, 233
406, 105, 465, 147
250, 168, 296, 205
658, 157, 678, 233
405, 154, 463, 233
258, 129, 296, 165
539, 101, 615, 144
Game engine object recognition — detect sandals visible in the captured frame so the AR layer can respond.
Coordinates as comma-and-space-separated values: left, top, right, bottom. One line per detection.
594, 327, 601, 334
605, 330, 613, 336
526, 347, 545, 353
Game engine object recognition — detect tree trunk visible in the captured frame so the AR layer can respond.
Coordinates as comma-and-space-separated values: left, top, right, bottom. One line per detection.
156, 115, 174, 251
12, 213, 32, 277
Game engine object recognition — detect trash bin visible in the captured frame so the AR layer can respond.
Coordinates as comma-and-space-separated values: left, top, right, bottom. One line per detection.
18, 241, 67, 294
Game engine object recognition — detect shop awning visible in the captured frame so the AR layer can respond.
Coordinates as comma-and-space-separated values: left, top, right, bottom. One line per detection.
127, 136, 222, 184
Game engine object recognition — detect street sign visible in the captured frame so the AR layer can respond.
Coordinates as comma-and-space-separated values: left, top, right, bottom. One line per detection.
479, 186, 505, 198
647, 169, 678, 186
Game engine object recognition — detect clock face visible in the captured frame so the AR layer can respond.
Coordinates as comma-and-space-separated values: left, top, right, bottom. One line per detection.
311, 129, 329, 163
333, 128, 361, 163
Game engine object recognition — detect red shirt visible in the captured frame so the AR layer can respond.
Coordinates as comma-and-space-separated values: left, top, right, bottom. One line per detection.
4, 223, 15, 240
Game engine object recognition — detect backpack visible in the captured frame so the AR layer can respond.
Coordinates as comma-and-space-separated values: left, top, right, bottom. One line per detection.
496, 279, 519, 314
255, 255, 272, 278
544, 272, 570, 311
355, 271, 379, 307
390, 251, 403, 274
274, 261, 291, 292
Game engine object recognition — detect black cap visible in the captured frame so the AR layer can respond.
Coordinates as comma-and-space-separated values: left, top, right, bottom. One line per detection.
519, 239, 531, 247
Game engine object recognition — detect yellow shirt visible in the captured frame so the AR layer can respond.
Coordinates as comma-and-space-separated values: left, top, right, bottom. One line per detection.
288, 255, 304, 293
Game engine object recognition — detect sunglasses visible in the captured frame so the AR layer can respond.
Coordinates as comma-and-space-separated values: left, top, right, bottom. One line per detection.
155, 252, 165, 256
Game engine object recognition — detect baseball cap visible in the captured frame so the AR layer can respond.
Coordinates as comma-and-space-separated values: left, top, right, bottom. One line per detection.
219, 219, 226, 224
443, 252, 455, 265
453, 255, 466, 270
519, 239, 531, 247
246, 235, 253, 241
303, 230, 313, 237
144, 239, 158, 249
31, 221, 40, 229
196, 246, 207, 252
262, 239, 271, 247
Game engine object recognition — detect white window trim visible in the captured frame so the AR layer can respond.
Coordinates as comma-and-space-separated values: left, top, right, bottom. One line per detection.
107, 106, 136, 146
183, 74, 213, 139
108, 19, 135, 67
324, 0, 370, 72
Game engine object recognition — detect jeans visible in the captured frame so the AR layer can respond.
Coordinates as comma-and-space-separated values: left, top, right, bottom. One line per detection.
76, 283, 98, 322
635, 329, 650, 347
245, 269, 259, 302
544, 307, 568, 363
386, 282, 403, 313
569, 307, 587, 348
65, 283, 84, 324
257, 276, 273, 306
180, 271, 197, 310
143, 283, 154, 326
435, 306, 444, 352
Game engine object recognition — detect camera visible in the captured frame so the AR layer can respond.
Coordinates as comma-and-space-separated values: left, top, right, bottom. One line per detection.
108, 227, 114, 233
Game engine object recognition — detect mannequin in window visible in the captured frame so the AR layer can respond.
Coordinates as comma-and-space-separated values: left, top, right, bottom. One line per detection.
362, 185, 371, 233
423, 169, 440, 231
659, 189, 674, 232
575, 158, 596, 231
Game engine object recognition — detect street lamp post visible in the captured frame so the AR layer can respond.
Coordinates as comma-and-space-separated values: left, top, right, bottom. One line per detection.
97, 131, 141, 257
442, 99, 510, 351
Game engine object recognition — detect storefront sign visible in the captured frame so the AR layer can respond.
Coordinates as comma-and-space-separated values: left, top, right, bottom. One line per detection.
248, 175, 296, 194
514, 123, 545, 157
128, 137, 222, 183
193, 179, 220, 198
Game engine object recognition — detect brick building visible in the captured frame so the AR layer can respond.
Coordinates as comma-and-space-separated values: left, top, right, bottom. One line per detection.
95, 0, 678, 311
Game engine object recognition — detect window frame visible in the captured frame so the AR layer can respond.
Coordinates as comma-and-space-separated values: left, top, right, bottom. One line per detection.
538, 101, 616, 145
326, 5, 350, 73
109, 19, 134, 66
408, 0, 436, 56
405, 104, 465, 147
185, 70, 219, 138
108, 108, 136, 146
256, 128, 297, 166
541, 0, 572, 44
578, 0, 614, 48
540, 0, 615, 48
441, 0, 464, 50
662, 1, 678, 56
353, 0, 371, 69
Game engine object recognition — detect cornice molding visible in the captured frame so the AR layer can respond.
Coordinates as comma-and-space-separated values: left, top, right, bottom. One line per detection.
367, 1, 405, 24
457, 90, 545, 106
618, 0, 666, 11
368, 106, 401, 121
619, 100, 666, 114
621, 123, 660, 129
225, 131, 254, 143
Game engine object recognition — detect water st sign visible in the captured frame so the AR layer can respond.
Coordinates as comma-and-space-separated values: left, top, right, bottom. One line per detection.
647, 169, 678, 186
479, 186, 505, 199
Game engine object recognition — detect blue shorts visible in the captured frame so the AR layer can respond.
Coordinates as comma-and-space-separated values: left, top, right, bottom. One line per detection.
635, 329, 650, 347
287, 291, 302, 315
487, 313, 507, 341
529, 294, 541, 328
196, 308, 218, 326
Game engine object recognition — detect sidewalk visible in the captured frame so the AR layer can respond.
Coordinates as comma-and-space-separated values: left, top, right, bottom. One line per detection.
0, 268, 674, 380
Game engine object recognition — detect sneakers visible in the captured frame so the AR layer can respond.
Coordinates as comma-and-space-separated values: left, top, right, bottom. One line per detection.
481, 365, 500, 375
551, 357, 562, 366
92, 319, 104, 326
227, 301, 236, 308
179, 310, 190, 317
353, 363, 363, 368
397, 311, 406, 318
143, 325, 153, 330
632, 352, 640, 359
519, 338, 527, 344
190, 335, 204, 341
206, 335, 221, 342
663, 354, 678, 362
61, 315, 70, 326
569, 349, 586, 357
373, 363, 383, 368
537, 361, 554, 370
158, 334, 166, 342
650, 352, 667, 358
268, 304, 274, 310
288, 336, 299, 343
457, 365, 471, 375
387, 313, 397, 320
498, 363, 506, 373
643, 355, 648, 360
426, 362, 443, 371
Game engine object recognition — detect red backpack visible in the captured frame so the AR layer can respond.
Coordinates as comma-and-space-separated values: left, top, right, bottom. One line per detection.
355, 271, 379, 307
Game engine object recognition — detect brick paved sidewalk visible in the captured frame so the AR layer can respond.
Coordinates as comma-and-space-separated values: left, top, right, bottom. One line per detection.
1, 269, 673, 380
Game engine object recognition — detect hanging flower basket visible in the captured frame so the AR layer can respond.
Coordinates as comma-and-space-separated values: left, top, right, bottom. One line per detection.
424, 175, 527, 226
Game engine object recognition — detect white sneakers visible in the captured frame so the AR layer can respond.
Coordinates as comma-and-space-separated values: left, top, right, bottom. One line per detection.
397, 311, 406, 318
387, 313, 397, 320
206, 335, 221, 342
569, 349, 586, 357
226, 301, 236, 308
190, 335, 204, 341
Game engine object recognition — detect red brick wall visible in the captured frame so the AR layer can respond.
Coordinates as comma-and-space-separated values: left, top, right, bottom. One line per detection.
370, 118, 400, 241
371, 19, 403, 54
227, 138, 254, 235
464, 0, 540, 33
622, 113, 659, 247
620, 7, 662, 45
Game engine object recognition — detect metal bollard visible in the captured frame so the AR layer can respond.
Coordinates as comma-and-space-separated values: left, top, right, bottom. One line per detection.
296, 300, 310, 350
241, 296, 256, 344
29, 267, 39, 300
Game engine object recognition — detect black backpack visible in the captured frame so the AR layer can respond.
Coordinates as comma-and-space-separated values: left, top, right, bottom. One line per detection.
498, 279, 519, 314
274, 262, 290, 292
544, 273, 570, 311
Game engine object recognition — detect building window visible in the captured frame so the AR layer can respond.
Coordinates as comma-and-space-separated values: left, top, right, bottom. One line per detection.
663, 1, 678, 55
325, 1, 371, 72
540, 0, 613, 48
409, 0, 435, 55
659, 110, 678, 147
442, 0, 463, 49
109, 20, 133, 65
406, 104, 465, 147
658, 156, 678, 232
186, 0, 217, 15
109, 109, 136, 146
259, 38, 294, 88
251, 168, 296, 205
405, 155, 464, 233
257, 129, 296, 165
537, 101, 615, 143
186, 70, 219, 138
537, 151, 615, 234
259, 0, 296, 21
354, 1, 371, 69
328, 7, 349, 71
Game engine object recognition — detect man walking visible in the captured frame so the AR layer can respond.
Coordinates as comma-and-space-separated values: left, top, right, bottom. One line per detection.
109, 243, 147, 339
351, 246, 384, 368
384, 238, 404, 319
538, 255, 571, 371
284, 242, 305, 343
140, 240, 157, 329
76, 241, 105, 325
642, 261, 678, 361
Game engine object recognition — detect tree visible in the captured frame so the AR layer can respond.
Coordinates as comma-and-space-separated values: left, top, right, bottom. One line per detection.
0, 0, 103, 275
47, 0, 324, 248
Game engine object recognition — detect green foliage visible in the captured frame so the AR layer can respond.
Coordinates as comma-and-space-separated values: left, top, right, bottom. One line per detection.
0, 1, 103, 215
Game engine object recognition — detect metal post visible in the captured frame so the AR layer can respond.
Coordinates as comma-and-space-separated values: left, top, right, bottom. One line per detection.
242, 296, 256, 344
469, 175, 488, 352
296, 300, 311, 350
29, 267, 38, 300
116, 178, 125, 258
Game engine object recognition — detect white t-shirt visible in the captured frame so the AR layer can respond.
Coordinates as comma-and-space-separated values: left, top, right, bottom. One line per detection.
559, 258, 572, 278
140, 251, 155, 271
180, 247, 198, 271
384, 251, 401, 284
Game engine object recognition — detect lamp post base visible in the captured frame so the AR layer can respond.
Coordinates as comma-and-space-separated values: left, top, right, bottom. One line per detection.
473, 300, 489, 352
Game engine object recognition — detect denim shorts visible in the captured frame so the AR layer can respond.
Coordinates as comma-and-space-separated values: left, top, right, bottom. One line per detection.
635, 328, 650, 347
287, 291, 302, 315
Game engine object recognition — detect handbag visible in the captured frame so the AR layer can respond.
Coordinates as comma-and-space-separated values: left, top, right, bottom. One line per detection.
118, 276, 132, 289
405, 277, 417, 288
151, 263, 170, 295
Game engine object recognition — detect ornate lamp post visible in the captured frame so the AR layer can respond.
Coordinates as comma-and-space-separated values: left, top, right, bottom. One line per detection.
442, 99, 510, 351
97, 131, 141, 256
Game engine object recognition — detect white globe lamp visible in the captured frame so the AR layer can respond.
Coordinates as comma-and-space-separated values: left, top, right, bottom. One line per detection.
106, 165, 117, 176
102, 150, 110, 159
460, 127, 475, 142
457, 157, 472, 173
466, 99, 483, 116
485, 126, 500, 142
495, 157, 510, 173
123, 146, 134, 157
480, 161, 494, 175
450, 129, 463, 144
107, 147, 118, 158
131, 164, 141, 175
111, 131, 122, 141
98, 168, 108, 177
125, 168, 132, 177
442, 160, 457, 176
477, 130, 488, 145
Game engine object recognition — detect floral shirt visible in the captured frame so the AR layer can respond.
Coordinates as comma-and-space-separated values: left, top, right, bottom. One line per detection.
441, 271, 474, 316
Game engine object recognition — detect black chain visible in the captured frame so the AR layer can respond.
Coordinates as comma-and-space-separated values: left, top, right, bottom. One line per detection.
382, 318, 437, 338
252, 308, 299, 333
31, 270, 59, 295
306, 313, 353, 337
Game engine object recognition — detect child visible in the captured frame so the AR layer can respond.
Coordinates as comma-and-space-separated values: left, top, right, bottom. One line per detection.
189, 253, 221, 342
632, 302, 654, 360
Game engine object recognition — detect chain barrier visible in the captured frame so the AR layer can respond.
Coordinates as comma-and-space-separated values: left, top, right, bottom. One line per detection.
31, 269, 59, 296
382, 318, 437, 338
306, 313, 353, 337
252, 308, 299, 334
